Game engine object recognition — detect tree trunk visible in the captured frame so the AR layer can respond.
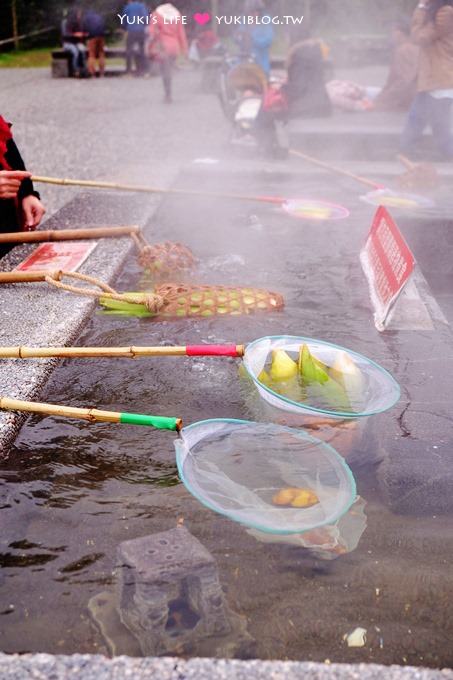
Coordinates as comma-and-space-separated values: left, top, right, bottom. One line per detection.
11, 0, 19, 50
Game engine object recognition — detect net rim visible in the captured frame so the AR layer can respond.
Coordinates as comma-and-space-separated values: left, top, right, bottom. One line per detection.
175, 418, 357, 535
243, 335, 401, 418
282, 199, 350, 221
360, 189, 435, 210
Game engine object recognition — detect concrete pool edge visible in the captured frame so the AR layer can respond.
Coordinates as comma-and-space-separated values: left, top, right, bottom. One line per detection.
0, 654, 452, 679
0, 190, 158, 455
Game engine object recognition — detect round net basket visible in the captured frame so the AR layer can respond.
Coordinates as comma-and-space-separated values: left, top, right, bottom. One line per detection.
242, 335, 400, 419
175, 419, 357, 534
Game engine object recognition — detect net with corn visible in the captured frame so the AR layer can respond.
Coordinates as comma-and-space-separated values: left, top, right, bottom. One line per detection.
132, 236, 196, 278
100, 282, 285, 318
0, 270, 284, 319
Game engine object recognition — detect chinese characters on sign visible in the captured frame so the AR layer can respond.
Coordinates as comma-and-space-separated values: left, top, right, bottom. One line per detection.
360, 206, 415, 331
15, 241, 97, 273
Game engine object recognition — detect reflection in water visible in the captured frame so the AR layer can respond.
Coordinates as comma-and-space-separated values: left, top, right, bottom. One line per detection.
247, 497, 367, 561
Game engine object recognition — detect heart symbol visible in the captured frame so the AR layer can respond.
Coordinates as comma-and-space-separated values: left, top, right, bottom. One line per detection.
193, 12, 210, 25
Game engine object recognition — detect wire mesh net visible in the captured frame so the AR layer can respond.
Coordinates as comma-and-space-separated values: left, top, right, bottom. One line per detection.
157, 283, 284, 318
100, 283, 285, 318
360, 189, 435, 210
175, 419, 357, 534
282, 199, 350, 221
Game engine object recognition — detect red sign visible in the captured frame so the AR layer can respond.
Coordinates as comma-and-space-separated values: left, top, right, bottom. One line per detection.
360, 206, 415, 331
15, 241, 97, 273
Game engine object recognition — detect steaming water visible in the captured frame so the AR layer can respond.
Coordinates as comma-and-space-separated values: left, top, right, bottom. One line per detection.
1, 170, 453, 667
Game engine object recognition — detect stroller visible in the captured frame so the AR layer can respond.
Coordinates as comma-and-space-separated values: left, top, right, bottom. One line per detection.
218, 57, 289, 157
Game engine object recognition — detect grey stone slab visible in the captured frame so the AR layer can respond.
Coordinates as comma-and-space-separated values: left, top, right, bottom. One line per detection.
287, 105, 443, 160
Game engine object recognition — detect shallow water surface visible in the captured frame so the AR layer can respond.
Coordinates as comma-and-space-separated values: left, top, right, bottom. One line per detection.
1, 171, 453, 666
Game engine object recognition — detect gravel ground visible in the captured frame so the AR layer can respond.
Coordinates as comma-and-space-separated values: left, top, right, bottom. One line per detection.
1, 655, 453, 680
1, 66, 227, 217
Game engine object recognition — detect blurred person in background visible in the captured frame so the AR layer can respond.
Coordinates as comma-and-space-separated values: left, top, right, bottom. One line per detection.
0, 115, 46, 256
242, 0, 274, 78
253, 26, 331, 156
148, 3, 188, 103
189, 18, 220, 62
284, 38, 331, 118
62, 6, 88, 77
328, 18, 419, 113
401, 0, 453, 159
83, 8, 106, 78
122, 0, 149, 76
372, 18, 419, 111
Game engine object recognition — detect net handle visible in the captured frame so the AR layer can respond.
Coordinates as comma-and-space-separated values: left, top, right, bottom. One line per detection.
0, 344, 246, 359
31, 175, 287, 205
290, 148, 384, 190
0, 396, 181, 431
0, 225, 142, 245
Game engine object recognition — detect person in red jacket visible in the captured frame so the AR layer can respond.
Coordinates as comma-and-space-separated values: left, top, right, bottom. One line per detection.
148, 3, 188, 103
0, 116, 46, 256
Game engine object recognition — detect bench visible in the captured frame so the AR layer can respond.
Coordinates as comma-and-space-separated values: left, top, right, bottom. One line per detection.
51, 47, 127, 77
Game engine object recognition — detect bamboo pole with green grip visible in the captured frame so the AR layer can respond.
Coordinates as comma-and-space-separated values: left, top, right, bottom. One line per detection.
0, 397, 182, 431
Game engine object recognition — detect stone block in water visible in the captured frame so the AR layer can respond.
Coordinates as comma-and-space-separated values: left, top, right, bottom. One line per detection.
117, 526, 243, 656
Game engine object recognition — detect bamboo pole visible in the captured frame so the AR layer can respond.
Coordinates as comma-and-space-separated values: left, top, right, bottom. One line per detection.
397, 154, 416, 171
289, 148, 381, 190
31, 175, 285, 206
0, 344, 246, 359
0, 396, 182, 431
0, 225, 141, 244
0, 270, 60, 283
